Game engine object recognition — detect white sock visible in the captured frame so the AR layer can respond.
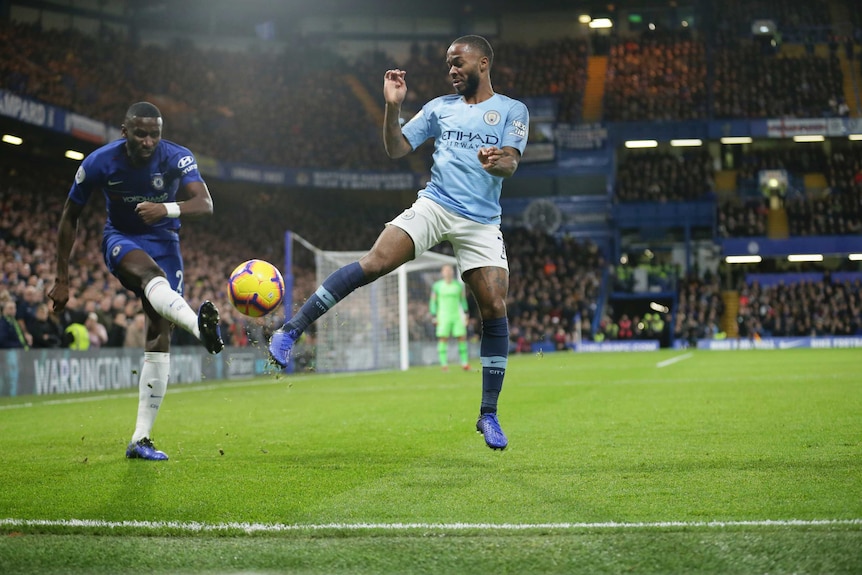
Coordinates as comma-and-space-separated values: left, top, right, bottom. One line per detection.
131, 352, 170, 443
143, 276, 201, 339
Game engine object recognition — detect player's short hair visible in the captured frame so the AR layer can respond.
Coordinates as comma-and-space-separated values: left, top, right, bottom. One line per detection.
452, 35, 494, 68
125, 101, 162, 122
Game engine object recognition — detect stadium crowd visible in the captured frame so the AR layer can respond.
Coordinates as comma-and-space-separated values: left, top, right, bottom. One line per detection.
2, 4, 862, 357
673, 274, 727, 344
0, 156, 612, 355
718, 145, 862, 237
736, 275, 861, 338
603, 31, 708, 122
712, 36, 845, 119
615, 149, 716, 203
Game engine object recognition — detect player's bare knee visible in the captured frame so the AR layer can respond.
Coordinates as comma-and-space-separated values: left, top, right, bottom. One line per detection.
358, 253, 391, 281
478, 298, 506, 321
136, 269, 167, 293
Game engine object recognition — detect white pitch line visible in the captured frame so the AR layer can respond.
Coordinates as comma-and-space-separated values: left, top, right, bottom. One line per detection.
656, 352, 693, 368
1, 518, 860, 534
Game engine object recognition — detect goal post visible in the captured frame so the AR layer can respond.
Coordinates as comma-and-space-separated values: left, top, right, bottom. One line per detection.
283, 231, 458, 373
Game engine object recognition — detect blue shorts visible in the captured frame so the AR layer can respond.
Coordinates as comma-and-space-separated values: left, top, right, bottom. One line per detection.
102, 231, 184, 296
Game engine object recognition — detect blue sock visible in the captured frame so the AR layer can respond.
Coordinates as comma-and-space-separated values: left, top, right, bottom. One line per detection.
285, 262, 369, 334
480, 316, 508, 414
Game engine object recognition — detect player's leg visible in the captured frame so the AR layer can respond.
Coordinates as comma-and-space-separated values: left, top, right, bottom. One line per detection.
453, 221, 510, 450
457, 336, 470, 370
107, 234, 223, 354
451, 316, 470, 370
127, 298, 171, 460
437, 339, 449, 369
270, 197, 444, 368
269, 225, 415, 367
106, 235, 220, 459
464, 266, 509, 450
436, 318, 452, 370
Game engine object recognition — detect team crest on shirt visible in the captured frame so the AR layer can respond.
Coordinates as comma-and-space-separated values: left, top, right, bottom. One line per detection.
483, 110, 501, 126
151, 173, 165, 190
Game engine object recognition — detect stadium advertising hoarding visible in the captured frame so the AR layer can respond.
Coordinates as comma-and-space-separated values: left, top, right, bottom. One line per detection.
722, 236, 862, 257
554, 123, 608, 150
225, 163, 420, 190
0, 88, 65, 132
0, 346, 272, 398
683, 336, 862, 351
573, 341, 660, 352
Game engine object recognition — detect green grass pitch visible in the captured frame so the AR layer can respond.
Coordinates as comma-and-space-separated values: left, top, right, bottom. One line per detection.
1, 348, 860, 574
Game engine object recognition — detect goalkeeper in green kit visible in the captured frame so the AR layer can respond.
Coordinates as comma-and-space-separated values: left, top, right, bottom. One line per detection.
430, 264, 471, 371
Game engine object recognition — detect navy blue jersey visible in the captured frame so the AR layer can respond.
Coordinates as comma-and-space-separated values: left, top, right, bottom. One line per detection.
68, 139, 205, 239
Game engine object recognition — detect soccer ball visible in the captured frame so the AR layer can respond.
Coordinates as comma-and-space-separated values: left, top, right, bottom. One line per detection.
227, 259, 285, 317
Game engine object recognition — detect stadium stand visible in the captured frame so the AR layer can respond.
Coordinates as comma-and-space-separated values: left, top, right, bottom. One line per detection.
615, 149, 716, 203
603, 30, 708, 122
2, 1, 862, 354
736, 275, 861, 338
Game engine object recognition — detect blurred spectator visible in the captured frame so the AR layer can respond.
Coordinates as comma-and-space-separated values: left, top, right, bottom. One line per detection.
85, 312, 108, 349
124, 312, 147, 348
106, 312, 128, 348
26, 303, 64, 348
0, 299, 29, 349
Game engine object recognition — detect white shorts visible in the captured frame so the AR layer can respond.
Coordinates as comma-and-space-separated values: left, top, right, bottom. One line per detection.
388, 196, 508, 273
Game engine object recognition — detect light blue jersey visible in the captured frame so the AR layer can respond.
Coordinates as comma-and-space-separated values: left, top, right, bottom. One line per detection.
401, 93, 529, 225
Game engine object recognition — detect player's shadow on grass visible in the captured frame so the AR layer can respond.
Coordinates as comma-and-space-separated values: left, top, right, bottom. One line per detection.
91, 459, 166, 521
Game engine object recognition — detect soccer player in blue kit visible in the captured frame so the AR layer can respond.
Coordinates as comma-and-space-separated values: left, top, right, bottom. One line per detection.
269, 35, 528, 450
49, 102, 224, 461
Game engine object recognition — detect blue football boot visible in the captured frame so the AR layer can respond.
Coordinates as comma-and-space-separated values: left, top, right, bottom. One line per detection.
268, 327, 299, 368
126, 437, 169, 461
476, 413, 508, 450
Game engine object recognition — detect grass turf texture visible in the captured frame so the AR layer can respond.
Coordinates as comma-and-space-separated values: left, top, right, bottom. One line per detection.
1, 348, 860, 574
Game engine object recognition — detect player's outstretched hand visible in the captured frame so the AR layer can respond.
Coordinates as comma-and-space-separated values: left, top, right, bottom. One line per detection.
383, 69, 407, 105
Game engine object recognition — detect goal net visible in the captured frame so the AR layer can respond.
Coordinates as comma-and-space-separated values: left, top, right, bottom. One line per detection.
286, 232, 458, 373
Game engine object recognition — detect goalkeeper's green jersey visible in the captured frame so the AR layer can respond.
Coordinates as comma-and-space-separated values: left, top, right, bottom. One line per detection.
430, 279, 467, 319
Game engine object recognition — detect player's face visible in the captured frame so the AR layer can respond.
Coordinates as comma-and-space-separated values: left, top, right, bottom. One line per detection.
442, 265, 454, 281
122, 116, 163, 164
446, 43, 483, 97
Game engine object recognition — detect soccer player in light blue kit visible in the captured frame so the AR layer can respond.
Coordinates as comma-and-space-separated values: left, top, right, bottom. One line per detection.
49, 102, 224, 461
270, 36, 528, 450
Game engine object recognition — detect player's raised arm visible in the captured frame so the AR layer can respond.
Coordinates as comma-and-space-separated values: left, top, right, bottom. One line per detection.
383, 69, 413, 159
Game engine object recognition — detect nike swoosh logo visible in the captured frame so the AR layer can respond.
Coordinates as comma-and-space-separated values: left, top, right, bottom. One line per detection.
149, 394, 163, 399
108, 180, 123, 186
440, 114, 453, 119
